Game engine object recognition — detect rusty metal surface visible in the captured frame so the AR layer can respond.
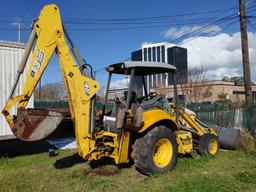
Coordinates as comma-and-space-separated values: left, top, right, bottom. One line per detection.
12, 108, 70, 141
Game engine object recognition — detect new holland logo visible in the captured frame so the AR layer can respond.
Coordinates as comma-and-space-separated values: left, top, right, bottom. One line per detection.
31, 49, 44, 77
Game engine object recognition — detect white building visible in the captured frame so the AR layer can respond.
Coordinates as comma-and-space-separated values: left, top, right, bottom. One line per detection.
132, 42, 188, 89
0, 41, 33, 139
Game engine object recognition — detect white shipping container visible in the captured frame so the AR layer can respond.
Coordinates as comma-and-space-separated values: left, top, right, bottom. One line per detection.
0, 41, 34, 138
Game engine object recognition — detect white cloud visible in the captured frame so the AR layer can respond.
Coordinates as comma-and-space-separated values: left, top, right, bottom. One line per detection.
11, 21, 19, 26
116, 29, 256, 85
178, 31, 256, 82
161, 25, 222, 39
110, 78, 129, 89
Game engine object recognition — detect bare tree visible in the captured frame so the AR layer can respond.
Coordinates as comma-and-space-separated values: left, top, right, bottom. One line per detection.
96, 86, 106, 102
184, 65, 208, 103
35, 82, 66, 101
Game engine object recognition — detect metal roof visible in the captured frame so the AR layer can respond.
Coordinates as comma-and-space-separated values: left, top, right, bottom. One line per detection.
0, 41, 26, 49
107, 61, 176, 75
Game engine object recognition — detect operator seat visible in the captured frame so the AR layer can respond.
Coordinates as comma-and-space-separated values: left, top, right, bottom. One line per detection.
140, 94, 170, 113
103, 97, 125, 132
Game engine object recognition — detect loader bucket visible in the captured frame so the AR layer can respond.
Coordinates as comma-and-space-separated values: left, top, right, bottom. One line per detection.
196, 119, 241, 150
11, 108, 70, 141
212, 126, 241, 150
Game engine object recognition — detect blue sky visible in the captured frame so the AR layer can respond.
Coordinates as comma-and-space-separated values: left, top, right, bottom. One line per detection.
0, 0, 255, 86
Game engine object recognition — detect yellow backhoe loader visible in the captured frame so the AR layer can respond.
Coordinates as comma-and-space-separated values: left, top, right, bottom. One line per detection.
2, 4, 219, 174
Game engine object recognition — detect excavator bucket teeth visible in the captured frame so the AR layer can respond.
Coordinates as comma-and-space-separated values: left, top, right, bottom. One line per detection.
12, 108, 70, 141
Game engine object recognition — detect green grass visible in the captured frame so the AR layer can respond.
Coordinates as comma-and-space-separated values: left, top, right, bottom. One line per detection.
0, 150, 256, 192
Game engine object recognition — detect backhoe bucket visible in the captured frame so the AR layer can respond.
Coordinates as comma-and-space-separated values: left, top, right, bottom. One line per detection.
12, 108, 70, 141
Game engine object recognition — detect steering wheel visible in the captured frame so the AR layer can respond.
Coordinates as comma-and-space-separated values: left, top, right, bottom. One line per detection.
148, 92, 158, 99
137, 92, 158, 102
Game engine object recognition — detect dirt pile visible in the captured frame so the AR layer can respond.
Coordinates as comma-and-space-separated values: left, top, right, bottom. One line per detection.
83, 165, 121, 176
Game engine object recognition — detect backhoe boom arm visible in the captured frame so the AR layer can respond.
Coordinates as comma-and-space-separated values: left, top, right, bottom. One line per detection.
2, 4, 99, 159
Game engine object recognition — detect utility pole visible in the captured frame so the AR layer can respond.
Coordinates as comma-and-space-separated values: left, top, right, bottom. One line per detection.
18, 18, 21, 42
239, 0, 252, 106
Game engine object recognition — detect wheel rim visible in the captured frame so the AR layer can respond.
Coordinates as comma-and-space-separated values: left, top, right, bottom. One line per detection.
208, 139, 218, 155
153, 138, 173, 168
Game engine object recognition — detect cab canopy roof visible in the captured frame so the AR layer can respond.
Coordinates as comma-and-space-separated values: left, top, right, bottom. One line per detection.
107, 61, 176, 75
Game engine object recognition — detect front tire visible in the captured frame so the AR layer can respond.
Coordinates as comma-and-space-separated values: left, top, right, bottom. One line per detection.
198, 134, 219, 156
131, 126, 178, 175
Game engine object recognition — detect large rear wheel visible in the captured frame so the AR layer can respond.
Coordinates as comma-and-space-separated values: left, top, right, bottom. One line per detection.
132, 126, 178, 175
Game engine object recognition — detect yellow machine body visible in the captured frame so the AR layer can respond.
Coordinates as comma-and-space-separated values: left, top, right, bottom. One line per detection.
176, 131, 193, 154
2, 4, 219, 174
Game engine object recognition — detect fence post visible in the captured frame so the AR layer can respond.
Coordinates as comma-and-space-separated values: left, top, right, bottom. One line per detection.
234, 108, 243, 128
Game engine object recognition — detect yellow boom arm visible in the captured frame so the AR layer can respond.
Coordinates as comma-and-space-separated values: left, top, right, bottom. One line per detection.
2, 4, 99, 159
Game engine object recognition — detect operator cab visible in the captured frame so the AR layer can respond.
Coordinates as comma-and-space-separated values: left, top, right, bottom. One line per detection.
100, 61, 178, 133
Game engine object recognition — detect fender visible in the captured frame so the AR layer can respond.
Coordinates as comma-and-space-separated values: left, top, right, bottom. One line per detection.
138, 109, 178, 133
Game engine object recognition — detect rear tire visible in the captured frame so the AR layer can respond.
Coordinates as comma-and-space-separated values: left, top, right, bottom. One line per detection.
131, 126, 178, 175
198, 134, 219, 156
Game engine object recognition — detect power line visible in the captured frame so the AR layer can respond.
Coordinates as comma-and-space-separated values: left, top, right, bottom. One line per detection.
68, 0, 113, 48
248, 20, 256, 30
2, 4, 254, 33
120, 12, 240, 61
84, 0, 113, 20
0, 5, 238, 21
95, 67, 106, 72
0, 28, 29, 31
63, 15, 239, 26
63, 6, 238, 22
78, 0, 108, 19
1, 3, 251, 25
0, 16, 237, 29
68, 3, 238, 49
0, 3, 252, 61
168, 15, 237, 44
62, 12, 239, 31
182, 19, 240, 44
95, 71, 107, 76
65, 0, 85, 17
0, 10, 240, 34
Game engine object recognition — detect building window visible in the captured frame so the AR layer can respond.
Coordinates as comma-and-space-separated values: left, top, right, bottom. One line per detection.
149, 75, 152, 88
157, 74, 161, 85
153, 74, 156, 87
143, 48, 147, 61
168, 73, 173, 85
152, 47, 156, 61
162, 73, 167, 86
148, 48, 152, 61
253, 91, 256, 103
161, 46, 165, 62
157, 46, 160, 62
